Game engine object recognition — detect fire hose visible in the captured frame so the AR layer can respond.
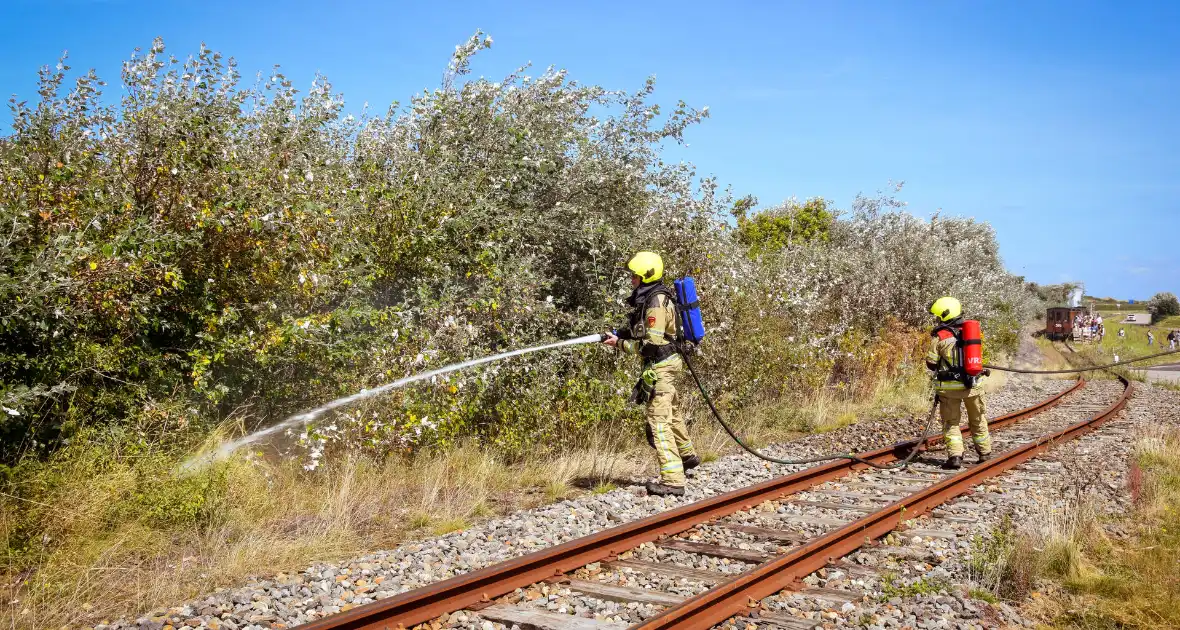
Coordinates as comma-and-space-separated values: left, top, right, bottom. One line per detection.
983, 347, 1180, 374
670, 341, 1180, 470
676, 345, 939, 470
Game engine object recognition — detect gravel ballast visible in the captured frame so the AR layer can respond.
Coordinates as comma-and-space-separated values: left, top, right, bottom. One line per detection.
100, 343, 1124, 630
479, 377, 1142, 630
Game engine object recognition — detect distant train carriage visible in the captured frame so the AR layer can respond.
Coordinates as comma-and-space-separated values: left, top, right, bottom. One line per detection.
1045, 307, 1085, 340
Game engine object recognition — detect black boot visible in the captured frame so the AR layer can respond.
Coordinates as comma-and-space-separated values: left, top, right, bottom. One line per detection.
941, 455, 963, 470
976, 451, 992, 463
646, 481, 686, 497
682, 455, 701, 471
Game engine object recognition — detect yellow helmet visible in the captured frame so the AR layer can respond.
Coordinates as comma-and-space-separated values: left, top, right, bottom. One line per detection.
627, 251, 664, 283
929, 296, 962, 322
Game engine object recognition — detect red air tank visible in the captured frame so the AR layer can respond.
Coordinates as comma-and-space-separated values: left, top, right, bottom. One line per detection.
961, 319, 983, 376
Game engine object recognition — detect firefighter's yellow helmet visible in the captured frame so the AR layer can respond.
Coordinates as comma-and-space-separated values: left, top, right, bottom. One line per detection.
627, 251, 664, 283
929, 296, 962, 322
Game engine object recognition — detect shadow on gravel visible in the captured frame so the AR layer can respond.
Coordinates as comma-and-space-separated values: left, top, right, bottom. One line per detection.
909, 456, 951, 468
569, 475, 642, 490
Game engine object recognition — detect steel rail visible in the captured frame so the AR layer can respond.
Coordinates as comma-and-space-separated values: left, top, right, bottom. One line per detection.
300, 380, 1082, 630
632, 376, 1132, 630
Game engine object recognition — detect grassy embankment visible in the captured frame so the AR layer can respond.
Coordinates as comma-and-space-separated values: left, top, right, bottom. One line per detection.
1034, 337, 1074, 373
973, 332, 1180, 627
1009, 426, 1180, 628
1058, 310, 1180, 380
1, 365, 933, 629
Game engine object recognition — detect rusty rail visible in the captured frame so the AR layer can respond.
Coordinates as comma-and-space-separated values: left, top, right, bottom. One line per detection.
633, 376, 1131, 630
299, 380, 1082, 630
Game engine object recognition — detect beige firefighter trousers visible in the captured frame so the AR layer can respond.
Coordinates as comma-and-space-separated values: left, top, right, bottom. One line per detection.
647, 357, 697, 486
937, 389, 992, 457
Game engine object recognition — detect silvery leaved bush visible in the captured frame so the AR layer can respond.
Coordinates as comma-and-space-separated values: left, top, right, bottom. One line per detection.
0, 34, 1041, 467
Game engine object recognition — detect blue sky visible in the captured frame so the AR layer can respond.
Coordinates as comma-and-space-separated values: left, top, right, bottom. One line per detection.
2, 0, 1177, 299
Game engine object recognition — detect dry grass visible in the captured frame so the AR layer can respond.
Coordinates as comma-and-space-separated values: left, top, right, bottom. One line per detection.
967, 484, 1101, 603
1019, 426, 1180, 629
1033, 338, 1078, 375
1028, 489, 1100, 583
0, 438, 648, 629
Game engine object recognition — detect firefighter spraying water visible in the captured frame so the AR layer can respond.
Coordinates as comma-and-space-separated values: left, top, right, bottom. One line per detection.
601, 251, 707, 496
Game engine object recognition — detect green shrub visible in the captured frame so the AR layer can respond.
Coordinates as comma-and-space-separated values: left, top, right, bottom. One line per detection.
734, 196, 835, 256
0, 33, 1038, 475
1148, 292, 1180, 323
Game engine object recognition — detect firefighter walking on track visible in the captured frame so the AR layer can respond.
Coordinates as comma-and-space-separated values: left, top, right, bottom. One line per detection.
603, 251, 699, 496
926, 296, 992, 470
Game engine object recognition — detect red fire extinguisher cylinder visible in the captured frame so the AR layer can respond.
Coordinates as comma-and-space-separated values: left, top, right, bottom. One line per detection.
961, 319, 983, 376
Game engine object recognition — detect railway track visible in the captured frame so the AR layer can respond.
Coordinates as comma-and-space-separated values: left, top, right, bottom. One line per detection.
299, 374, 1133, 630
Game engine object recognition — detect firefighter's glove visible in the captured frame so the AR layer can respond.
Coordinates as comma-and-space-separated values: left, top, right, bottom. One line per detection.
627, 380, 648, 405
628, 368, 658, 406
